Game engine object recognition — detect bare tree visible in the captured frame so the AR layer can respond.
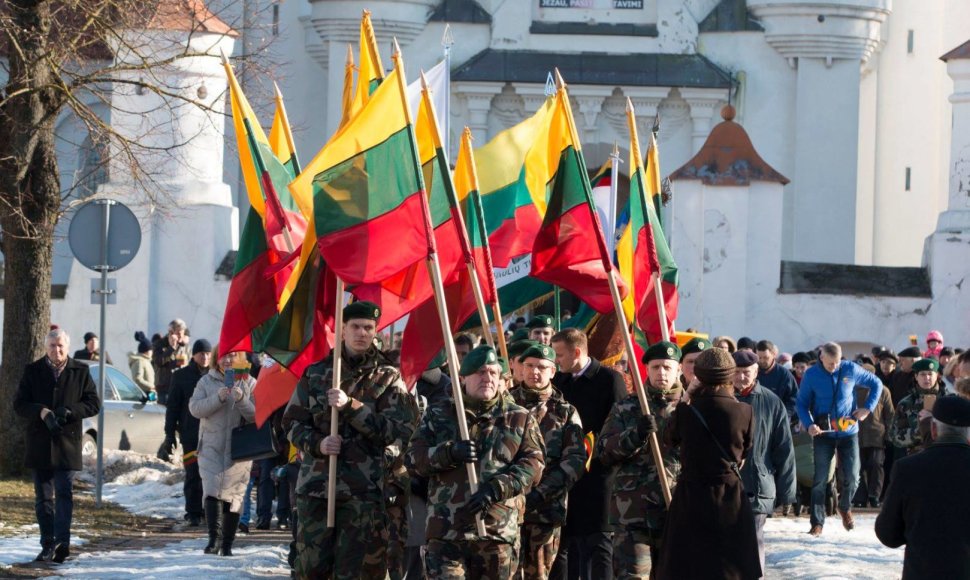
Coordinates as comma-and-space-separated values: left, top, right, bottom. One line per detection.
0, 0, 277, 476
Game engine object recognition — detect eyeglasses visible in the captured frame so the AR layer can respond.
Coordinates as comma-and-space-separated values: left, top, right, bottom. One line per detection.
523, 362, 555, 373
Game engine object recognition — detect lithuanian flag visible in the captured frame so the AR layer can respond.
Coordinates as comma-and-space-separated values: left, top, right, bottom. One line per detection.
289, 57, 430, 289
351, 68, 466, 328
218, 59, 306, 354
621, 99, 679, 344
399, 122, 495, 386
348, 10, 384, 121
529, 79, 628, 313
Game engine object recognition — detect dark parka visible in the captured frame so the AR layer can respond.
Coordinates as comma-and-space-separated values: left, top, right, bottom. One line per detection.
14, 357, 101, 471
658, 391, 761, 580
164, 361, 206, 452
876, 435, 970, 580
736, 385, 796, 515
553, 358, 627, 534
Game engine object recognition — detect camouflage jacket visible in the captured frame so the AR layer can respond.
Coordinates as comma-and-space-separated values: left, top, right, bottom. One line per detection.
889, 385, 942, 455
284, 345, 418, 502
596, 391, 680, 530
510, 384, 586, 526
406, 394, 545, 544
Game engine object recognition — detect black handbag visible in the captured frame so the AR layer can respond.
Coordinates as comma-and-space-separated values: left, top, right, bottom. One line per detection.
230, 419, 279, 463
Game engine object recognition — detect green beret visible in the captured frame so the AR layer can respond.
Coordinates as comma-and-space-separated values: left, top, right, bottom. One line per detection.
641, 341, 682, 364
497, 357, 510, 375
527, 315, 555, 330
508, 340, 539, 359
343, 300, 381, 322
459, 345, 500, 376
912, 358, 939, 373
518, 343, 556, 363
510, 328, 531, 343
681, 337, 711, 357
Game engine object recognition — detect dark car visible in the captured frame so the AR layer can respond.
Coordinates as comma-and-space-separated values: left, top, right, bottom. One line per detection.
79, 361, 168, 458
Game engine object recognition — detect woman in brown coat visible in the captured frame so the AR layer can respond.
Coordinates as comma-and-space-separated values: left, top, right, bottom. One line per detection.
658, 348, 762, 580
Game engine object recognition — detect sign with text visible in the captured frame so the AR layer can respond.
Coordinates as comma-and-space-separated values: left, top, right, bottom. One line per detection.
539, 0, 643, 8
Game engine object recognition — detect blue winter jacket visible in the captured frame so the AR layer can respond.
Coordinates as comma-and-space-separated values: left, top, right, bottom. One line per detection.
795, 361, 883, 439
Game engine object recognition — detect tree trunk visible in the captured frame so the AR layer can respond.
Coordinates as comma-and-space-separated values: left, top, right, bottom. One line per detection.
0, 0, 61, 476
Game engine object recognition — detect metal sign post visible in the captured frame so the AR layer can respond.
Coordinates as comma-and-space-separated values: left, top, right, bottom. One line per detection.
68, 199, 141, 507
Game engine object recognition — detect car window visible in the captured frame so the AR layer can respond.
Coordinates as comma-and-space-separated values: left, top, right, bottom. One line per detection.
106, 367, 146, 402
87, 365, 120, 401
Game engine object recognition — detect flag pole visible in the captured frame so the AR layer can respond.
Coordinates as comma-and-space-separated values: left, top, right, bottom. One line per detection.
326, 277, 345, 528
463, 128, 509, 361
272, 82, 302, 174
608, 143, 621, 257
441, 24, 454, 160
399, 44, 486, 537
420, 72, 493, 349
557, 70, 672, 506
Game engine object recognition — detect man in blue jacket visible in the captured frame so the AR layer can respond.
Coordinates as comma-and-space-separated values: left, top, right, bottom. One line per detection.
795, 342, 883, 536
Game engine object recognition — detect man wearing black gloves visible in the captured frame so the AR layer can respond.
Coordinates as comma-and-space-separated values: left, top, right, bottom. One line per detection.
162, 338, 213, 526
14, 329, 100, 564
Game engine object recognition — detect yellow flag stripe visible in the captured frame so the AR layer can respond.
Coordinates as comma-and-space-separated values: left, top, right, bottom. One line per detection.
224, 59, 269, 217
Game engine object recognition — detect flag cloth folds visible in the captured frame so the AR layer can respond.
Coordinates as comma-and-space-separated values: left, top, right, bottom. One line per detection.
218, 60, 306, 354
254, 362, 300, 428
621, 103, 679, 344
349, 10, 384, 121
529, 84, 628, 313
351, 67, 464, 328
398, 124, 494, 386
288, 63, 430, 286
473, 98, 557, 268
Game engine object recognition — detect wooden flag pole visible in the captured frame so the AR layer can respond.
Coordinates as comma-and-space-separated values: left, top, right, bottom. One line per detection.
427, 253, 488, 537
400, 46, 486, 537
326, 278, 345, 528
556, 69, 672, 506
419, 72, 493, 350
653, 272, 671, 343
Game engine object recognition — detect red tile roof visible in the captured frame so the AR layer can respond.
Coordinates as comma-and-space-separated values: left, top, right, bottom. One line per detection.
669, 105, 789, 186
139, 0, 238, 37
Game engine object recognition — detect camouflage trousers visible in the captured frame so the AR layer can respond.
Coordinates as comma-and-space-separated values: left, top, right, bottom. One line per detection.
518, 523, 561, 579
386, 504, 408, 580
294, 496, 388, 580
425, 538, 518, 580
612, 526, 664, 580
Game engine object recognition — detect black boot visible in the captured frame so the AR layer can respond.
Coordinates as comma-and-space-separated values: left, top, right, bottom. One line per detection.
220, 505, 240, 557
203, 497, 222, 554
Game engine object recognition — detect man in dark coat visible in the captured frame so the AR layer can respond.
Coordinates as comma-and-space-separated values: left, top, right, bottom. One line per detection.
72, 332, 112, 365
734, 350, 796, 578
162, 338, 212, 526
13, 329, 101, 563
755, 340, 798, 420
876, 396, 970, 580
659, 348, 760, 580
550, 328, 627, 580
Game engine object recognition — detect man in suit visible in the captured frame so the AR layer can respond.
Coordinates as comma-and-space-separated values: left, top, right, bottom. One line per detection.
551, 328, 627, 579
876, 396, 970, 579
13, 328, 101, 563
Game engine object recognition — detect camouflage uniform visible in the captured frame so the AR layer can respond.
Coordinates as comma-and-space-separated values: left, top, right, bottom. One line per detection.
406, 392, 545, 579
889, 385, 942, 456
510, 384, 586, 580
596, 389, 681, 580
284, 345, 419, 580
386, 436, 411, 580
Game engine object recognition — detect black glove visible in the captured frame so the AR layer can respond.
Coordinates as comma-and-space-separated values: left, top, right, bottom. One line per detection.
525, 489, 545, 511
157, 437, 176, 462
448, 440, 478, 465
43, 412, 62, 436
636, 414, 658, 441
462, 485, 496, 517
54, 407, 72, 427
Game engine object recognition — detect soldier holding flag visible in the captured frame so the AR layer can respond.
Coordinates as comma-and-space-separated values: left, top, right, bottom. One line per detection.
283, 301, 419, 579
407, 345, 545, 579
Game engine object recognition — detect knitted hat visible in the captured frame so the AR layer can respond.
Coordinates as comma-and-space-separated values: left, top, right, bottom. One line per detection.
192, 339, 213, 355
83, 332, 97, 343
694, 348, 737, 386
134, 331, 152, 354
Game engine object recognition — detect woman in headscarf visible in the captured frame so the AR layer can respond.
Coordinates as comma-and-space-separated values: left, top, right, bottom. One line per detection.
657, 348, 761, 580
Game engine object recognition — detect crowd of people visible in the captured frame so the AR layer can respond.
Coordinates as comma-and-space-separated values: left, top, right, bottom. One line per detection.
11, 312, 970, 578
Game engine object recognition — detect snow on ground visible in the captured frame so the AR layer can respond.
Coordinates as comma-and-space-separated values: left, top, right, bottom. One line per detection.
0, 535, 86, 568
765, 514, 904, 579
80, 449, 186, 520
52, 539, 290, 579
